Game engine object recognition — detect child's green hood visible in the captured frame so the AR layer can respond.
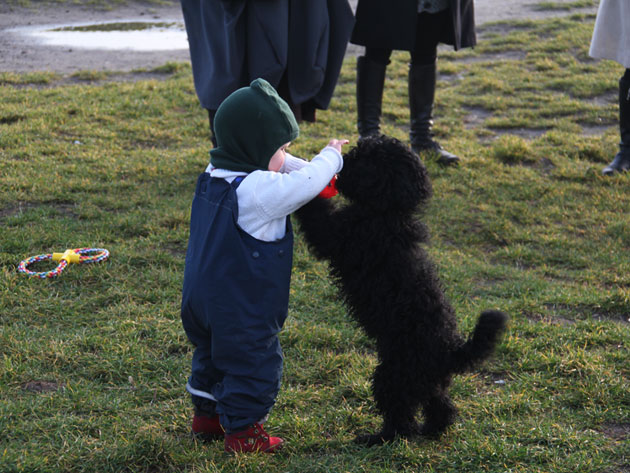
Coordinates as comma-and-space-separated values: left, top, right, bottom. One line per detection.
210, 79, 299, 173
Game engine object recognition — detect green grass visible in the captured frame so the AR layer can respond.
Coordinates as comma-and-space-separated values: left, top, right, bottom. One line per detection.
1, 11, 629, 473
51, 22, 181, 32
535, 0, 597, 11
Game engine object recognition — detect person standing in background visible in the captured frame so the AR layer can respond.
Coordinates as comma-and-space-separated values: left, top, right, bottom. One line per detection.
350, 0, 476, 166
180, 0, 354, 147
589, 0, 630, 175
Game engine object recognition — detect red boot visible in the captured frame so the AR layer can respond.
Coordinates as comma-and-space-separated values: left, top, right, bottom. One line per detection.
224, 423, 284, 453
192, 414, 224, 441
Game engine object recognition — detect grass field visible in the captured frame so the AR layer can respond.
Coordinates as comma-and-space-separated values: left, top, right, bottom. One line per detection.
1, 7, 629, 473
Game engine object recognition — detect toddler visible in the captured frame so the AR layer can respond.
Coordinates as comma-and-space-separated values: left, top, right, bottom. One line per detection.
181, 78, 346, 453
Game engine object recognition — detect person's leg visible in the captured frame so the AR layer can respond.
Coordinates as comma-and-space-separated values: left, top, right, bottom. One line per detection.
408, 10, 459, 165
207, 109, 217, 148
187, 351, 225, 441
212, 342, 282, 433
181, 302, 225, 440
216, 334, 285, 453
602, 68, 630, 175
356, 48, 391, 137
300, 99, 317, 123
210, 316, 285, 453
183, 305, 284, 452
365, 48, 392, 68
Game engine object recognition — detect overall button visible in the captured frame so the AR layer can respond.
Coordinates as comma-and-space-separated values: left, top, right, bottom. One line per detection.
252, 251, 260, 259
278, 250, 284, 257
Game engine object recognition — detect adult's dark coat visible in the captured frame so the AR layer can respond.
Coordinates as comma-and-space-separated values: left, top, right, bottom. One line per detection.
350, 0, 476, 52
180, 0, 354, 111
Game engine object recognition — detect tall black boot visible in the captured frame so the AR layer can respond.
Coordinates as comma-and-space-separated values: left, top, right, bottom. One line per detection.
603, 77, 630, 175
357, 56, 386, 138
208, 109, 217, 148
409, 62, 459, 166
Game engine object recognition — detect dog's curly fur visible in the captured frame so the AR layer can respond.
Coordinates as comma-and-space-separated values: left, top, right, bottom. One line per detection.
296, 135, 508, 445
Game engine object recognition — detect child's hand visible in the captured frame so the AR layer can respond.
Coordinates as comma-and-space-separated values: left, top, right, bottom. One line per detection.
327, 139, 349, 153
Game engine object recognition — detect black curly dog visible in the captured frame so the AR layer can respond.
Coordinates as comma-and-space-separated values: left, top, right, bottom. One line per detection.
296, 135, 508, 446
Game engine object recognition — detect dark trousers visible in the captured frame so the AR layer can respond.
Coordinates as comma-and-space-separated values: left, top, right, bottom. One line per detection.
365, 10, 450, 66
181, 175, 293, 433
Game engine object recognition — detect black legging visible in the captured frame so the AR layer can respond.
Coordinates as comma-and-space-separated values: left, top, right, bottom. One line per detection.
365, 9, 450, 66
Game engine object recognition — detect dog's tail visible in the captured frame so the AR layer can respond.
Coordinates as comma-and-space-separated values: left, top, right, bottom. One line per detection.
450, 310, 508, 374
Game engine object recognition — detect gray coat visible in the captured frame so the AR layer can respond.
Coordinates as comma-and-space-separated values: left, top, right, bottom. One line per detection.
180, 0, 354, 111
589, 0, 630, 68
350, 0, 475, 51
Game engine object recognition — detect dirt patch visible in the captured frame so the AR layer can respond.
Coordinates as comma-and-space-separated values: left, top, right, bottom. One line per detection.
524, 311, 576, 326
0, 202, 40, 220
0, 114, 27, 124
600, 422, 630, 441
0, 201, 78, 222
22, 380, 63, 393
536, 303, 630, 325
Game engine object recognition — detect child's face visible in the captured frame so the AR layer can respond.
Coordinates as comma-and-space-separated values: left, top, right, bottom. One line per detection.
268, 142, 291, 172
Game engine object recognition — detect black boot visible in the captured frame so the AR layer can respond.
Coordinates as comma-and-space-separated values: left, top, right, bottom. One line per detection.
603, 77, 630, 175
409, 62, 459, 166
357, 56, 386, 138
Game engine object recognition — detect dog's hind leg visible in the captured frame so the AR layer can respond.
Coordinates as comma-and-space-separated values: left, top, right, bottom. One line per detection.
419, 381, 457, 437
355, 359, 422, 446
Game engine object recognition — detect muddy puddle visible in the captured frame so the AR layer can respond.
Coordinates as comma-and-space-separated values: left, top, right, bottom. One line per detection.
8, 19, 187, 51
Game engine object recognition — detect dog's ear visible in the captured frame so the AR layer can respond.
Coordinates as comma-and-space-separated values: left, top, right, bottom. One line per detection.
336, 141, 382, 203
337, 135, 432, 212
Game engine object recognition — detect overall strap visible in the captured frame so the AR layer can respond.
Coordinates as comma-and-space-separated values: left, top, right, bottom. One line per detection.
231, 176, 245, 189
229, 176, 245, 220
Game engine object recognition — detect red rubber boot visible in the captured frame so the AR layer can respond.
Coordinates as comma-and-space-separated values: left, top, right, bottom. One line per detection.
224, 423, 284, 453
192, 414, 224, 441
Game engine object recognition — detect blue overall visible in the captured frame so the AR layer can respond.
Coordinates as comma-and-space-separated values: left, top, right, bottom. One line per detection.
181, 173, 293, 432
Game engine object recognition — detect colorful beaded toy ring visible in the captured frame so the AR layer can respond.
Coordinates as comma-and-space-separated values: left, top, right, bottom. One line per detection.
18, 248, 110, 279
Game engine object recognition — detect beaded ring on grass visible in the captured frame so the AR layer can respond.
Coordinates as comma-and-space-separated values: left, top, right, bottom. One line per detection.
18, 248, 109, 279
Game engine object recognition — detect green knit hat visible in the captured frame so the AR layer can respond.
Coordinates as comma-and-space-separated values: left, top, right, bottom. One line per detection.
210, 79, 299, 173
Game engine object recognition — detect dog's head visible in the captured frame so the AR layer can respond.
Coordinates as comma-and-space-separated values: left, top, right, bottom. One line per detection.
337, 135, 433, 212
